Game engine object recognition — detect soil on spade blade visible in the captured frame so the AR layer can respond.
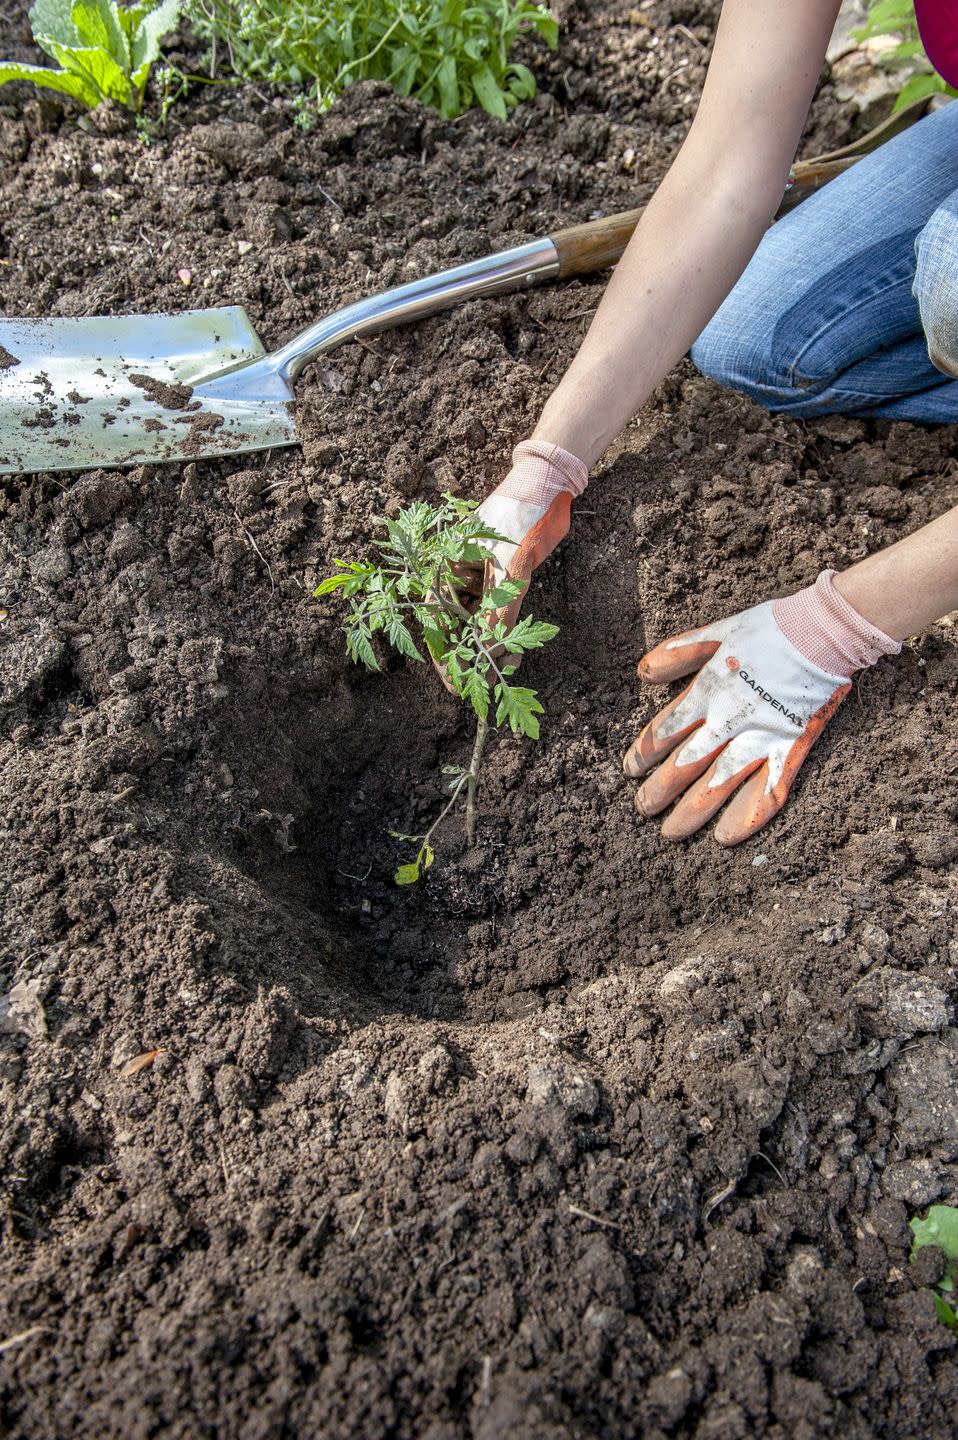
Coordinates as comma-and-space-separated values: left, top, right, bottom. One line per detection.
1, 3, 957, 1437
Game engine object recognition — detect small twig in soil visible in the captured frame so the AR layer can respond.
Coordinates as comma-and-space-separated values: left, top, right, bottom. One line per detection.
537, 347, 561, 381
567, 1203, 622, 1231
0, 1326, 51, 1355
233, 508, 275, 598
751, 1151, 787, 1186
336, 862, 373, 882
674, 23, 704, 45
318, 184, 343, 212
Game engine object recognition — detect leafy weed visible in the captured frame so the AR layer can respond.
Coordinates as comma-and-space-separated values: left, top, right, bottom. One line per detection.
0, 0, 180, 113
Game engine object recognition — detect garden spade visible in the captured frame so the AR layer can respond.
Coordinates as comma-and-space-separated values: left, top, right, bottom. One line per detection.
0, 94, 939, 478
0, 210, 644, 477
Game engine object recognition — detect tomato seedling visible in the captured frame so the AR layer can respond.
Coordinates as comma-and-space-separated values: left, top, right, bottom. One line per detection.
316, 494, 557, 882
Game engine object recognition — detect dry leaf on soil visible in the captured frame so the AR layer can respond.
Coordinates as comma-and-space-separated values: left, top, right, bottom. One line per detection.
120, 1047, 167, 1078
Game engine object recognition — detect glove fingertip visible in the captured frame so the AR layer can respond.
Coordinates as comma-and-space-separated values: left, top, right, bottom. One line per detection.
713, 768, 779, 846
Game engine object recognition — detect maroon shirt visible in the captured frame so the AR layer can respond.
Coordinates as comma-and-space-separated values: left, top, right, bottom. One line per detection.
914, 0, 958, 87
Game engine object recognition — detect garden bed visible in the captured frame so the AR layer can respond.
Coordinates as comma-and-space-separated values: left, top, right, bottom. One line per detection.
1, 2, 957, 1436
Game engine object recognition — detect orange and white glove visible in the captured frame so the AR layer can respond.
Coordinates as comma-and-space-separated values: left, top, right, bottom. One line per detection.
473, 439, 588, 630
623, 571, 901, 845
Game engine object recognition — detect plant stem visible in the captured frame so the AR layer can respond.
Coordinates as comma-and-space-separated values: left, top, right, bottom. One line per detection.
465, 711, 489, 844
422, 769, 471, 851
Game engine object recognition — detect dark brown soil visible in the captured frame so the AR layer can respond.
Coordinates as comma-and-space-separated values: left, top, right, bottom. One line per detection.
2, 4, 957, 1438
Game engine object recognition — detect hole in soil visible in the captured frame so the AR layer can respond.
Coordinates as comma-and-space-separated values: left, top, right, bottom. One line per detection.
228, 638, 711, 1026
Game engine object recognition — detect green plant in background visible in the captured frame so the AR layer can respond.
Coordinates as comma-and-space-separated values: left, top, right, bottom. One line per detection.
184, 0, 558, 125
316, 494, 557, 883
909, 1204, 958, 1332
854, 0, 957, 110
0, 0, 180, 111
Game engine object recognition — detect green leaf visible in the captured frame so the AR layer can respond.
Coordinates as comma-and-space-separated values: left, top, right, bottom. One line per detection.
394, 861, 422, 885
345, 622, 380, 671
443, 652, 465, 694
494, 682, 543, 738
46, 38, 133, 103
314, 572, 354, 595
29, 0, 82, 49
423, 625, 449, 663
130, 0, 180, 70
504, 616, 559, 652
436, 52, 459, 115
71, 0, 127, 64
462, 666, 490, 720
506, 61, 537, 100
892, 73, 951, 111
470, 62, 508, 120
910, 1206, 958, 1266
0, 59, 98, 102
482, 580, 525, 611
386, 614, 423, 661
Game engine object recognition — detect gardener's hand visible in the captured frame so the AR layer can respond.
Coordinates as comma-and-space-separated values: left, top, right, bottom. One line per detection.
463, 439, 589, 632
623, 572, 901, 845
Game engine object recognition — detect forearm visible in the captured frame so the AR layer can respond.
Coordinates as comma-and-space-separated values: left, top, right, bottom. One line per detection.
529, 0, 839, 468
532, 160, 781, 464
835, 503, 958, 638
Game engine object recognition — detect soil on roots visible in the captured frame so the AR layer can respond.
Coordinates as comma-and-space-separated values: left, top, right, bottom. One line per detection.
1, 4, 957, 1438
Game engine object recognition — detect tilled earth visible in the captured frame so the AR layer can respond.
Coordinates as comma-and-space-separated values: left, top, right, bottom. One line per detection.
1, 3, 957, 1437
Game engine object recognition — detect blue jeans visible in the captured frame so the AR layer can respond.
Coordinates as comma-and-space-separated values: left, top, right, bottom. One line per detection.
690, 100, 958, 420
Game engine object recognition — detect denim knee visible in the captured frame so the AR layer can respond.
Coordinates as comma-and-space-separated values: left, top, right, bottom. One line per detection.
914, 200, 958, 377
690, 315, 816, 412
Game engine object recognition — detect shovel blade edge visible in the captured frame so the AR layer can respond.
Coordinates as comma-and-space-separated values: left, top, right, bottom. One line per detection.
0, 307, 298, 475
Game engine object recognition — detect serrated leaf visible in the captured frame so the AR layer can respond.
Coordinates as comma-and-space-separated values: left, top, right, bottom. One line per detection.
458, 542, 488, 564
314, 572, 354, 595
462, 666, 490, 720
505, 617, 559, 651
394, 862, 421, 886
444, 652, 465, 694
423, 625, 449, 663
345, 624, 379, 671
484, 581, 525, 610
386, 614, 423, 661
495, 682, 543, 738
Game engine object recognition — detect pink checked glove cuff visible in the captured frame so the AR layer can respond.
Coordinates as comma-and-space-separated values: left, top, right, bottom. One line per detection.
772, 569, 902, 679
496, 439, 589, 507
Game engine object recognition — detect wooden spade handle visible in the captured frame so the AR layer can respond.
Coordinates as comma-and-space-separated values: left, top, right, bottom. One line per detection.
550, 207, 645, 278
546, 94, 944, 279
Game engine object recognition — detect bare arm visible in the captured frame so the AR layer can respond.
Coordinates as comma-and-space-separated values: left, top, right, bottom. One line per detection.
836, 503, 958, 637
533, 0, 842, 465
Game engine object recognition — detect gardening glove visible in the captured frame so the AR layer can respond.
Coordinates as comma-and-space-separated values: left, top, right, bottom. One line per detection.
465, 439, 589, 632
623, 570, 901, 846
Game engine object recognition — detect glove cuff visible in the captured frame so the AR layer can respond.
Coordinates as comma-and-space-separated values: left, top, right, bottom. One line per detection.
772, 569, 902, 679
495, 439, 589, 508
